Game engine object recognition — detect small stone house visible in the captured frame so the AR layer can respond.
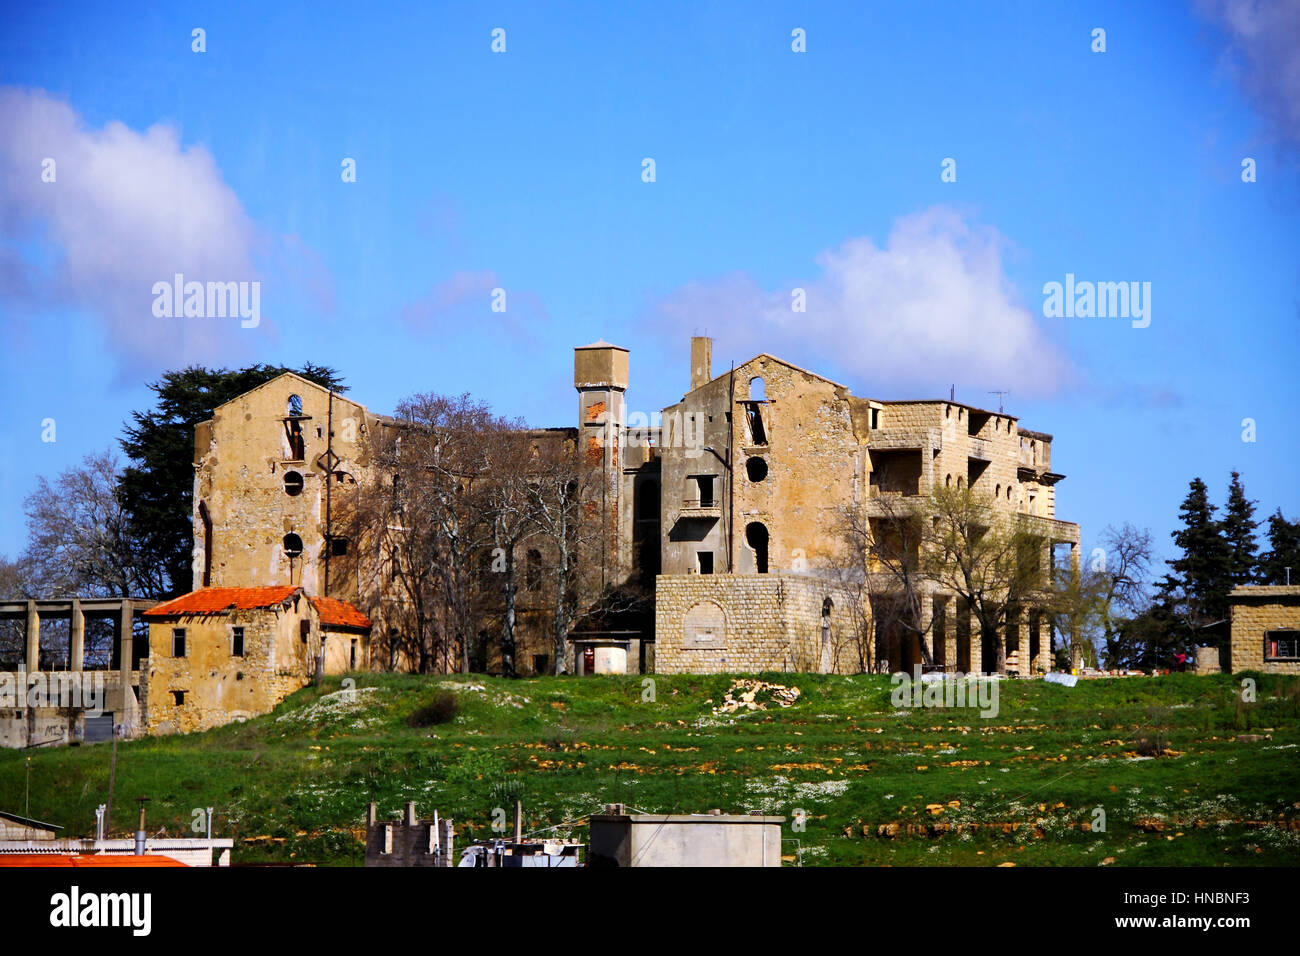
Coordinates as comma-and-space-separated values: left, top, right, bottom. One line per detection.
141, 586, 371, 734
1228, 586, 1300, 675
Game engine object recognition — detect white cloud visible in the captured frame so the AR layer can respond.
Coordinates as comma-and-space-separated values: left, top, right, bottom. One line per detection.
0, 87, 266, 372
1199, 0, 1300, 152
653, 206, 1072, 397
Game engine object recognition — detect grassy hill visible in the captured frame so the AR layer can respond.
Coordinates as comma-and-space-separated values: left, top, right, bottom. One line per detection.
3, 671, 1299, 866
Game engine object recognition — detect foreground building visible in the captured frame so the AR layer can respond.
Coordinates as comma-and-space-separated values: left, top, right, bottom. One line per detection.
1228, 586, 1300, 674
141, 586, 370, 734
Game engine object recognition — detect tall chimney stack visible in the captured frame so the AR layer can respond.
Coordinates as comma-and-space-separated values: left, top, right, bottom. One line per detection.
690, 336, 713, 392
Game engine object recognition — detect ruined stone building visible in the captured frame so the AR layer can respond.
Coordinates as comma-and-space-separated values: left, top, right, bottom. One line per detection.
141, 586, 371, 734
621, 337, 1081, 675
163, 335, 1081, 696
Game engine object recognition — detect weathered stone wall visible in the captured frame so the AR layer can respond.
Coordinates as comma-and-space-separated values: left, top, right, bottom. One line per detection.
144, 602, 320, 735
654, 573, 862, 674
1229, 587, 1300, 674
193, 373, 376, 597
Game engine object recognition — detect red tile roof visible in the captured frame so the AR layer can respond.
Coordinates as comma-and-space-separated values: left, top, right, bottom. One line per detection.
143, 587, 371, 631
143, 586, 300, 618
310, 596, 372, 630
0, 854, 187, 867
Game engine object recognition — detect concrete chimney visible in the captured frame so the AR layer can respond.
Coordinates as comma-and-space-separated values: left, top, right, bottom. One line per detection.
690, 336, 713, 392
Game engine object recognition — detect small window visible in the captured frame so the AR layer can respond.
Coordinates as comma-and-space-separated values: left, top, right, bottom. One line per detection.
1265, 631, 1300, 661
231, 626, 245, 657
532, 653, 549, 674
330, 537, 349, 557
745, 457, 768, 482
870, 408, 880, 429
172, 628, 186, 658
749, 377, 766, 401
172, 690, 185, 706
300, 620, 311, 643
287, 394, 303, 417
284, 533, 304, 558
697, 551, 714, 575
350, 639, 358, 670
283, 471, 304, 496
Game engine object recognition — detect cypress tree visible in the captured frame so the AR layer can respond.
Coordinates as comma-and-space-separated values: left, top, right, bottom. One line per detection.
1221, 471, 1259, 587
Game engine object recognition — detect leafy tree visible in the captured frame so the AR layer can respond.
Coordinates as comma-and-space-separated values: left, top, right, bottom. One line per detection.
1258, 508, 1300, 586
118, 364, 345, 597
1221, 471, 1260, 587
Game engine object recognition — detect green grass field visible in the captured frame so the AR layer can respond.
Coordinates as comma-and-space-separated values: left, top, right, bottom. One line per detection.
3, 671, 1298, 866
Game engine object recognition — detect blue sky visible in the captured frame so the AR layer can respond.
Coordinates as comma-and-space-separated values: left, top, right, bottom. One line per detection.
1, 0, 1297, 572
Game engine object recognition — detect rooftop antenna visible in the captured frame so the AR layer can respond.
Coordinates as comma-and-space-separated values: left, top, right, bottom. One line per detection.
988, 389, 1010, 413
949, 384, 955, 402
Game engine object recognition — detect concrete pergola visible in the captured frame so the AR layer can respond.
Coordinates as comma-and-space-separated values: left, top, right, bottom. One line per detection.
0, 598, 159, 685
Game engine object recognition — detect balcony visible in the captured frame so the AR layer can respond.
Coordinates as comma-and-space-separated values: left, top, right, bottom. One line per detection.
677, 497, 722, 521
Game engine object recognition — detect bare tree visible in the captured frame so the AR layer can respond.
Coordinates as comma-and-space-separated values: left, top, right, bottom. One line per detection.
1072, 523, 1154, 668
837, 489, 940, 673
22, 450, 160, 598
529, 438, 604, 674
922, 485, 1047, 675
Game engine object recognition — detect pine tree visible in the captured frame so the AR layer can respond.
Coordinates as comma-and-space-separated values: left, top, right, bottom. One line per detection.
1259, 509, 1300, 585
1221, 471, 1259, 587
1167, 477, 1232, 636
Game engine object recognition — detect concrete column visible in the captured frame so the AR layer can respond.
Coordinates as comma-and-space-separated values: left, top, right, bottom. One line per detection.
118, 599, 134, 686
25, 600, 39, 672
70, 599, 85, 672
943, 597, 957, 671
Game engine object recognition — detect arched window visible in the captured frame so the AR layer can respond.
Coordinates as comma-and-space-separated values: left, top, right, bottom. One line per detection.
283, 533, 303, 558
945, 474, 952, 487
749, 377, 766, 401
287, 394, 303, 417
745, 522, 769, 574
283, 471, 304, 496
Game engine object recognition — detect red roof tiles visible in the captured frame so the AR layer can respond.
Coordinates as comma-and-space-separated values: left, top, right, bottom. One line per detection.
143, 586, 299, 618
310, 596, 372, 630
142, 587, 371, 631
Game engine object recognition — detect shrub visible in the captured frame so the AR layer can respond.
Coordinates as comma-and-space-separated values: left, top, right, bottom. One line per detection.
408, 691, 460, 727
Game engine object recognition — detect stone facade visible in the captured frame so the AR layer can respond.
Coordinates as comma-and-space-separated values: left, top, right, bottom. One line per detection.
187, 336, 1079, 679
646, 338, 1079, 674
141, 587, 370, 735
655, 573, 860, 673
1229, 586, 1300, 675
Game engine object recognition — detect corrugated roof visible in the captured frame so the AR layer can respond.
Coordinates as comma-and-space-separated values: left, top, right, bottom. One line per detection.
143, 586, 299, 618
310, 596, 372, 630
